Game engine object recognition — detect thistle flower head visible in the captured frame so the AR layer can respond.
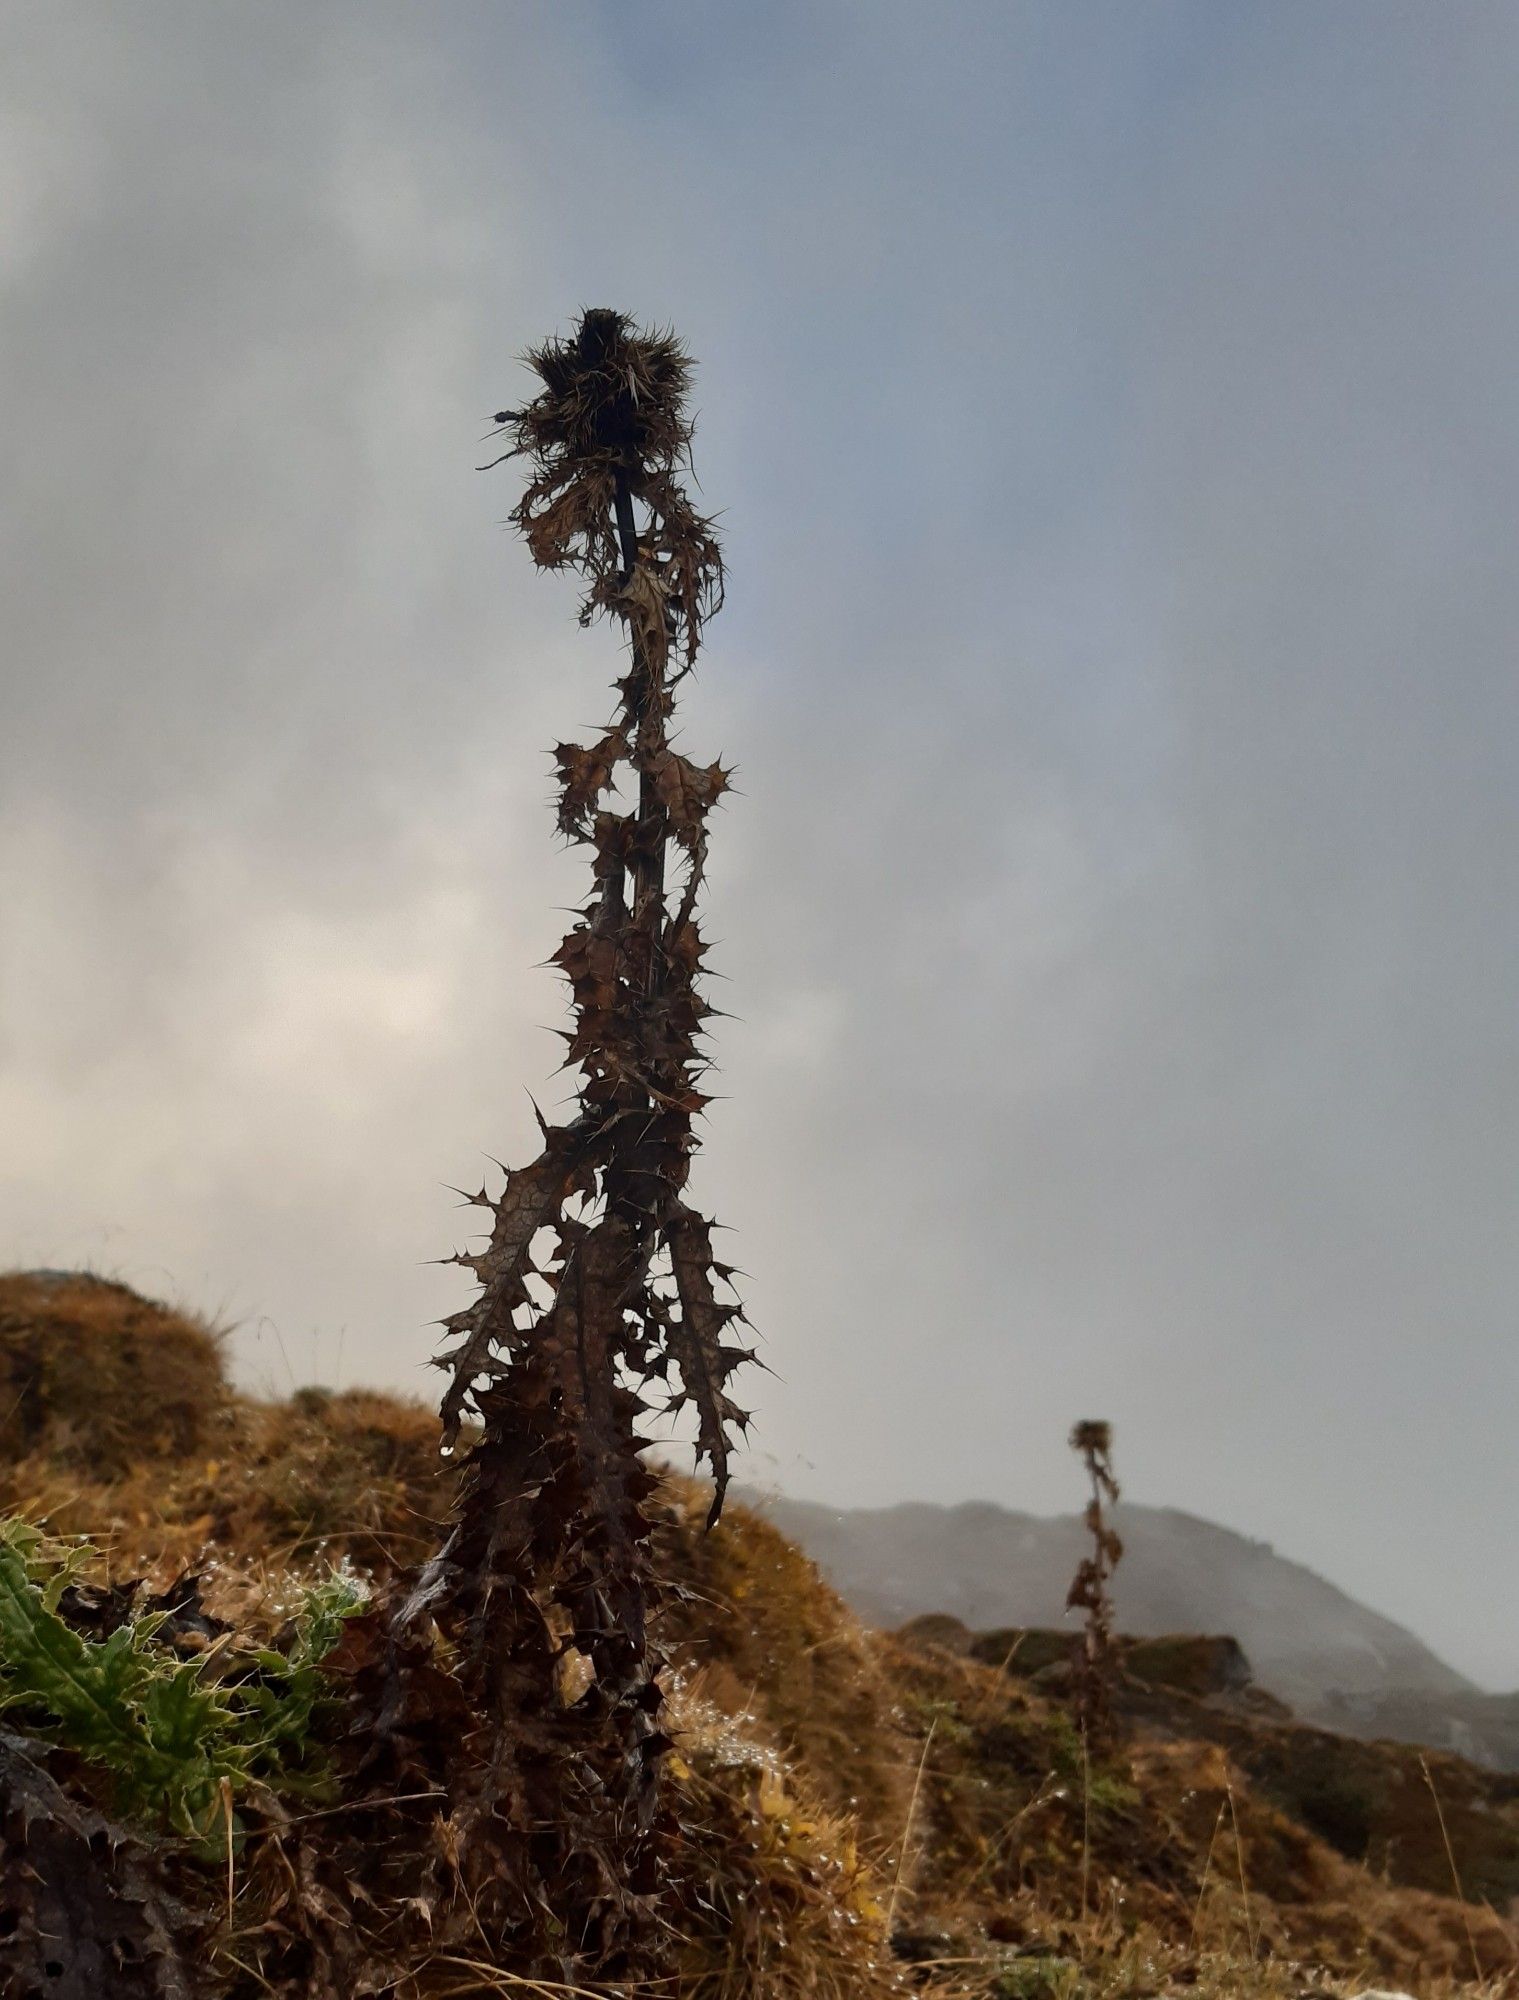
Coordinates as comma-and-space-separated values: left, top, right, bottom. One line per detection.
1070, 1419, 1112, 1458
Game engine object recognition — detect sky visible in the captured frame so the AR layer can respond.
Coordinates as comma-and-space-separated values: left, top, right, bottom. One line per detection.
2, 3, 1516, 1686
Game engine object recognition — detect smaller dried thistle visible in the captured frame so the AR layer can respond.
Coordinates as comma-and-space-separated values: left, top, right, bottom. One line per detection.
1066, 1418, 1123, 1746
1070, 1418, 1111, 1462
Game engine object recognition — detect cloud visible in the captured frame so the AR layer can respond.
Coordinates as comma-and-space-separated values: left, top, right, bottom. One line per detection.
2, 3, 1515, 1684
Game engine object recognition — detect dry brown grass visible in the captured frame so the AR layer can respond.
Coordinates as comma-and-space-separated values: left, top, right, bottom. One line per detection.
0, 1269, 225, 1473
662, 1687, 907, 1999
657, 1480, 913, 1851
0, 1380, 455, 1584
877, 1630, 1519, 1994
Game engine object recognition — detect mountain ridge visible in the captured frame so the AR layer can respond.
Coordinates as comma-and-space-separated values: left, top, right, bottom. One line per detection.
742, 1488, 1476, 1724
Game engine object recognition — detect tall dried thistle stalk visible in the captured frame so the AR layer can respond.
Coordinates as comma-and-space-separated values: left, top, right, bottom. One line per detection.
1066, 1418, 1122, 1746
395, 309, 750, 1979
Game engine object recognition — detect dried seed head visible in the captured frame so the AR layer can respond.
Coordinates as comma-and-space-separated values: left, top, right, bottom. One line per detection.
512, 308, 697, 468
495, 307, 723, 666
1070, 1419, 1112, 1458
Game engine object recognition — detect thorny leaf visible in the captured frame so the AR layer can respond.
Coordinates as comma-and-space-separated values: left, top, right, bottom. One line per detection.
555, 727, 628, 837
667, 1204, 750, 1525
0, 1731, 204, 1999
436, 1117, 595, 1448
649, 748, 729, 861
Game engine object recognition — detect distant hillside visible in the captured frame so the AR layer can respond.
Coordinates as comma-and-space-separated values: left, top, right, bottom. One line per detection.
748, 1493, 1473, 1721
1320, 1684, 1519, 1773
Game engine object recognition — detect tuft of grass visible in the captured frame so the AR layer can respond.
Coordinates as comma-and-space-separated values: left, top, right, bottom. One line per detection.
988, 1957, 1081, 2000
0, 1268, 225, 1474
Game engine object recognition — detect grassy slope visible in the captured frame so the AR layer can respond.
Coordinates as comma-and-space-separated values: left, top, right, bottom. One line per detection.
2, 1271, 1515, 1998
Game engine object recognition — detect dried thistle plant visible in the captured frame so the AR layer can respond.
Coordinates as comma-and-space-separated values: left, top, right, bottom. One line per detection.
389, 309, 748, 1982
1066, 1418, 1123, 1746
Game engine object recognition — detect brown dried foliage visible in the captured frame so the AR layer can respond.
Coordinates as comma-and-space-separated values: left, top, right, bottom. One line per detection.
0, 1732, 205, 2000
1066, 1419, 1123, 1748
369, 309, 748, 1983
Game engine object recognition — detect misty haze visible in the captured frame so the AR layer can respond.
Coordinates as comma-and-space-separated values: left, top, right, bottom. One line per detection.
1, 6, 1516, 1994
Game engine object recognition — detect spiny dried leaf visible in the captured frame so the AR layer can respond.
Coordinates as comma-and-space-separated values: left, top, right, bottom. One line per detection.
0, 1731, 203, 2000
649, 748, 729, 859
556, 727, 629, 836
667, 1205, 747, 1525
553, 927, 621, 1022
438, 1119, 595, 1447
619, 562, 672, 670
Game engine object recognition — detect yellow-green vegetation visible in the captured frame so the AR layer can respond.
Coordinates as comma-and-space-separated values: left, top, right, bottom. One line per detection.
0, 1516, 362, 1840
